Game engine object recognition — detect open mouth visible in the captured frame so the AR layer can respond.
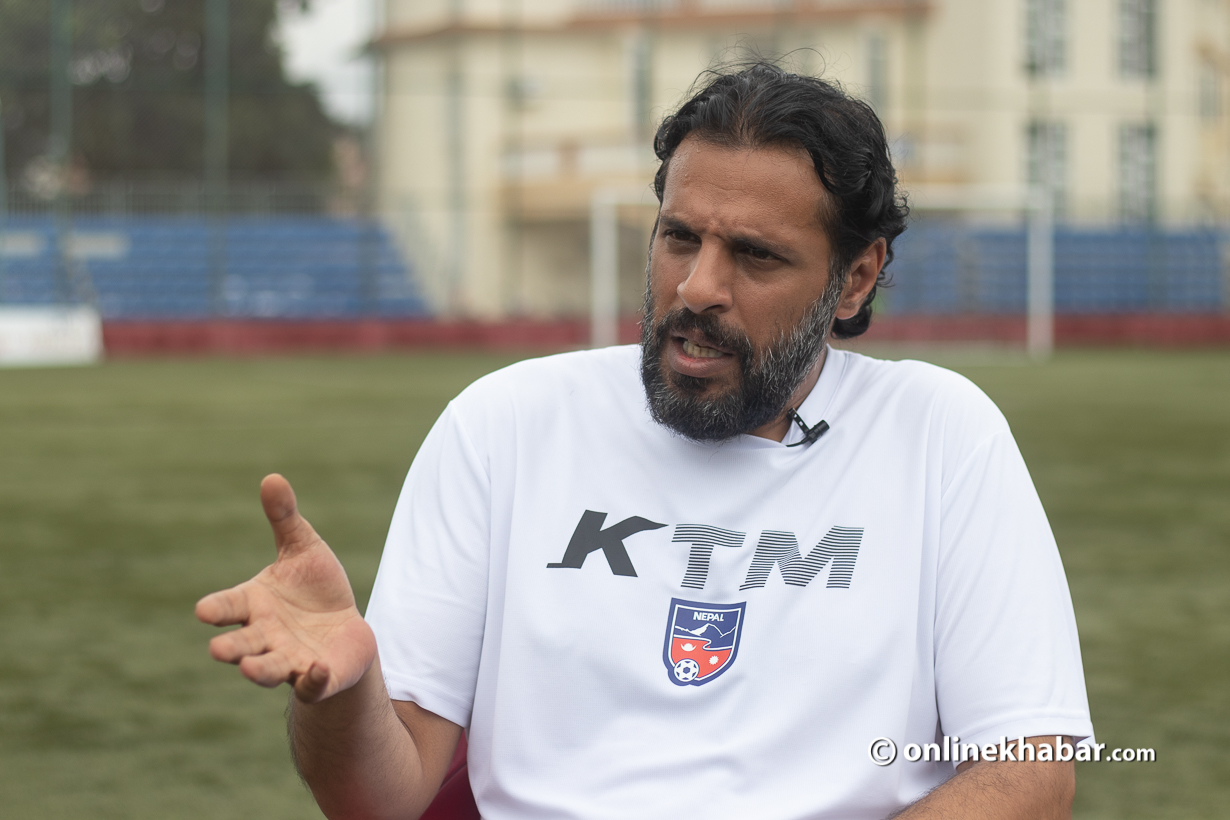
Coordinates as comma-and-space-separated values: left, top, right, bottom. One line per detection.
680, 339, 728, 359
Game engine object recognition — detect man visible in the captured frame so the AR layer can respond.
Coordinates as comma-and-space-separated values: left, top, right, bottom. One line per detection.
197, 64, 1093, 819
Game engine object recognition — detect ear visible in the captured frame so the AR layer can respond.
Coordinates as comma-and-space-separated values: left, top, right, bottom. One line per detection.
834, 238, 887, 320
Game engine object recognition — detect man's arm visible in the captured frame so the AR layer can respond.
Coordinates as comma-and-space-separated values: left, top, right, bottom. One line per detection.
288, 659, 461, 820
889, 737, 1075, 820
196, 474, 459, 820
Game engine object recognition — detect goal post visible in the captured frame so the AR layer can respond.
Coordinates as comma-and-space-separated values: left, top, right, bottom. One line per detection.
1025, 188, 1055, 361
898, 185, 1055, 361
589, 186, 658, 349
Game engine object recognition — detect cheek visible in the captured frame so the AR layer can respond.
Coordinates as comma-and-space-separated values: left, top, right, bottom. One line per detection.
648, 248, 685, 301
735, 283, 818, 345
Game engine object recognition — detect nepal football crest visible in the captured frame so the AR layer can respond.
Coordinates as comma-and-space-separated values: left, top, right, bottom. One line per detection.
663, 598, 746, 686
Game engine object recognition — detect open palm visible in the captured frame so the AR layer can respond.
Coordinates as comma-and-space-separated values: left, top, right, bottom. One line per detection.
195, 474, 377, 703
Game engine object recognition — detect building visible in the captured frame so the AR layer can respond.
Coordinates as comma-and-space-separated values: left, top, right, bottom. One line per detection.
372, 0, 1230, 318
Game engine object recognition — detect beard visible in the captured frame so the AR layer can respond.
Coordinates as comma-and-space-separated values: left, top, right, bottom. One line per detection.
639, 267, 845, 443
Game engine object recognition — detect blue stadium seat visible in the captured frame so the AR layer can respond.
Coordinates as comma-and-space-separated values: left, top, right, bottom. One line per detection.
0, 215, 429, 319
5, 216, 1223, 318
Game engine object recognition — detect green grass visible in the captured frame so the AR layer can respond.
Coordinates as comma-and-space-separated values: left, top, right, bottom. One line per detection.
0, 349, 1227, 818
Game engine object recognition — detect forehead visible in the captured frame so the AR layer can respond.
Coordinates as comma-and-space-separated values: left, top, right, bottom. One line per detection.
660, 135, 829, 238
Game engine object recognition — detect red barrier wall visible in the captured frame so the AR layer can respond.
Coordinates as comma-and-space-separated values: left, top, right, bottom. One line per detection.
101, 314, 1230, 357
860, 314, 1230, 346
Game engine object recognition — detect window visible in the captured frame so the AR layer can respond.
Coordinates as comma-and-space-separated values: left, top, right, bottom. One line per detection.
1119, 0, 1157, 79
1119, 123, 1157, 221
866, 33, 888, 113
1027, 121, 1068, 214
1025, 0, 1066, 77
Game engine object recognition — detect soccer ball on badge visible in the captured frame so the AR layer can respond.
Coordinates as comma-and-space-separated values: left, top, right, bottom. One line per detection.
673, 658, 700, 682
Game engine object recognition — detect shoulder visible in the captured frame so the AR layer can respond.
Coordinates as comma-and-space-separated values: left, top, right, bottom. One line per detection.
447, 344, 643, 425
832, 349, 1011, 439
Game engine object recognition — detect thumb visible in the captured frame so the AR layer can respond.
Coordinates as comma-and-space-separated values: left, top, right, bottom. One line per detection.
260, 473, 320, 559
293, 661, 333, 704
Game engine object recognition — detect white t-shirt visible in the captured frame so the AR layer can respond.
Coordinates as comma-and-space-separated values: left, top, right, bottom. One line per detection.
365, 345, 1093, 820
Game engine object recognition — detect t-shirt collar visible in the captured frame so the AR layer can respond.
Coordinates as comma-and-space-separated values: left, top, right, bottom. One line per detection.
777, 345, 849, 448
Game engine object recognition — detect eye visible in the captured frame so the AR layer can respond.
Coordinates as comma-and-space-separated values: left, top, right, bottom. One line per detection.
740, 244, 779, 262
664, 229, 699, 244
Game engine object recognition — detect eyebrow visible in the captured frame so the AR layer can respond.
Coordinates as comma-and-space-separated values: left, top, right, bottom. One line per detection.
658, 215, 794, 259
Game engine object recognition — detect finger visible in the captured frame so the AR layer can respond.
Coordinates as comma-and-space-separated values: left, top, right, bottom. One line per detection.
292, 661, 332, 704
260, 474, 321, 559
208, 624, 269, 664
238, 651, 301, 689
195, 587, 251, 626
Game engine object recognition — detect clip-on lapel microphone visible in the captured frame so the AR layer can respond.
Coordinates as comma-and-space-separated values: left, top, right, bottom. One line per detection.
785, 408, 830, 448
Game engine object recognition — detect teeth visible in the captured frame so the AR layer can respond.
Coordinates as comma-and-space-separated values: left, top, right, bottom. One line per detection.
683, 339, 724, 359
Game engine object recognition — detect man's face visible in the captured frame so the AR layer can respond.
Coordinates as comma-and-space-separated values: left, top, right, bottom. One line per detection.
640, 135, 846, 441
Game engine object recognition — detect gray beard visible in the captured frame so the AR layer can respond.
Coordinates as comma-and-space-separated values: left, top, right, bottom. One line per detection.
639, 268, 845, 443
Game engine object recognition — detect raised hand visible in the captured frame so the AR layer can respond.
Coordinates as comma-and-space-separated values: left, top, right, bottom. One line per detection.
195, 474, 377, 703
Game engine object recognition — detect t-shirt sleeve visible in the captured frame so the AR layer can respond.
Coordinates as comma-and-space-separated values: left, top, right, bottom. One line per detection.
932, 425, 1095, 748
364, 401, 491, 729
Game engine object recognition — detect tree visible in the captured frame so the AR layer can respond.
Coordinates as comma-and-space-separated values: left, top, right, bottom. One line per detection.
0, 0, 337, 184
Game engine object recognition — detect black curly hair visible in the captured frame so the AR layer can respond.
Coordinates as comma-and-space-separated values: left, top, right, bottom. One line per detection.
652, 62, 909, 339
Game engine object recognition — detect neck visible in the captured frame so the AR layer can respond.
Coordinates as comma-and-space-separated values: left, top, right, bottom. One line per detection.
748, 347, 828, 442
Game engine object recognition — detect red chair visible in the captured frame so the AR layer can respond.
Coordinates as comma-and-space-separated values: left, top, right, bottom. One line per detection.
419, 734, 479, 820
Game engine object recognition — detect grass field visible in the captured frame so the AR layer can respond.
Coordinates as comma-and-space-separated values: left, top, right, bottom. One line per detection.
0, 349, 1227, 818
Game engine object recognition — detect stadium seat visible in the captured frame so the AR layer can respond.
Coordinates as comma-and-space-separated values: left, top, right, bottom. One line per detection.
0, 215, 428, 319
6, 215, 1224, 319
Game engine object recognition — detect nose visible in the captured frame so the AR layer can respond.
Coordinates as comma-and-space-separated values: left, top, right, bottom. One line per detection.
677, 240, 733, 314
